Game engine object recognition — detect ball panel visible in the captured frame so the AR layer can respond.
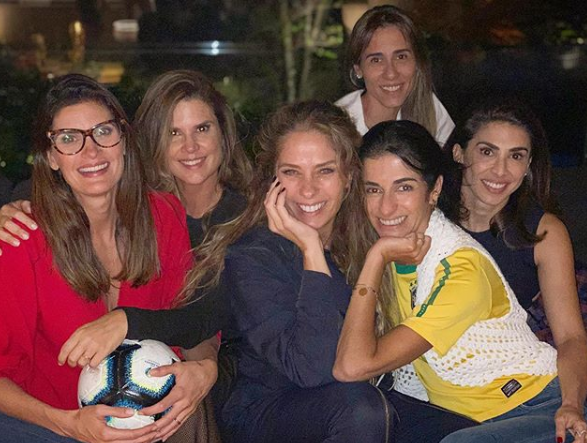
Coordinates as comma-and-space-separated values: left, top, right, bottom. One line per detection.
78, 339, 179, 429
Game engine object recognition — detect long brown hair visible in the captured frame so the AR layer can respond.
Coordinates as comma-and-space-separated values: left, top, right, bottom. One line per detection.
134, 70, 252, 203
32, 74, 158, 301
346, 5, 436, 135
443, 99, 558, 248
179, 100, 375, 302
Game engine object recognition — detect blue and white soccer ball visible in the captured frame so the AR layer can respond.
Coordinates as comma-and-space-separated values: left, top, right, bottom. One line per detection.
77, 339, 179, 429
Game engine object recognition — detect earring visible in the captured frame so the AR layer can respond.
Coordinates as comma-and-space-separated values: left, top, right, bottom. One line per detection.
356, 74, 363, 79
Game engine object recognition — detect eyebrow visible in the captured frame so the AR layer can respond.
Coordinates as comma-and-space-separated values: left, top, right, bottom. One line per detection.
364, 177, 419, 187
476, 142, 530, 152
278, 160, 338, 169
364, 48, 412, 59
171, 120, 214, 129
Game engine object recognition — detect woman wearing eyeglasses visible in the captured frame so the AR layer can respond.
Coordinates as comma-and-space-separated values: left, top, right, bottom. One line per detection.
0, 74, 192, 443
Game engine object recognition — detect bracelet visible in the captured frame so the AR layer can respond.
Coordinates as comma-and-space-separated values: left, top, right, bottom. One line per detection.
353, 284, 378, 297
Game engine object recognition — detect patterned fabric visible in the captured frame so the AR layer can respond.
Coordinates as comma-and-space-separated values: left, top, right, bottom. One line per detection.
527, 261, 587, 345
393, 209, 557, 401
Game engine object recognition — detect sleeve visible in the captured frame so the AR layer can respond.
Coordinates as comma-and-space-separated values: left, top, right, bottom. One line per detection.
432, 93, 455, 147
225, 244, 345, 388
401, 249, 493, 356
123, 274, 231, 348
150, 192, 192, 308
0, 242, 38, 387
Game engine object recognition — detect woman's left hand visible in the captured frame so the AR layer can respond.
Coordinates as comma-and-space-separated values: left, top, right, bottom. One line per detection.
371, 232, 431, 266
139, 359, 218, 442
555, 404, 587, 443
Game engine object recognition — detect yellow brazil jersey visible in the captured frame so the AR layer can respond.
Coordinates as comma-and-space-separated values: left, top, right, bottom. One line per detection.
393, 248, 555, 421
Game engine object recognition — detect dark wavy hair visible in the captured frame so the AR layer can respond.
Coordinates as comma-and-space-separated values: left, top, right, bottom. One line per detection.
358, 120, 459, 332
360, 119, 460, 220
32, 74, 158, 301
443, 99, 558, 248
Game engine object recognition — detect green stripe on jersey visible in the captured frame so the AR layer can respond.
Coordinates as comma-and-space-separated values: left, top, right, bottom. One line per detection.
416, 258, 451, 317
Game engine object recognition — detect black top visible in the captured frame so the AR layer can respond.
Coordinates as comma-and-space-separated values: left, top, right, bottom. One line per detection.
221, 226, 351, 424
186, 188, 247, 247
466, 205, 544, 310
123, 189, 246, 348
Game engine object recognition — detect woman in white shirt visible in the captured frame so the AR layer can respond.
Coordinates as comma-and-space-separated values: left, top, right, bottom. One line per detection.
336, 4, 454, 145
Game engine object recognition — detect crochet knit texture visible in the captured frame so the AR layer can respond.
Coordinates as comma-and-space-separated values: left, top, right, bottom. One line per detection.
392, 209, 557, 401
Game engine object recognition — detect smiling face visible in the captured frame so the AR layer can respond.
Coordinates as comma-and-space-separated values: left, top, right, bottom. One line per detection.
363, 153, 440, 238
276, 130, 348, 243
166, 99, 223, 195
354, 25, 417, 120
454, 121, 531, 217
48, 101, 124, 203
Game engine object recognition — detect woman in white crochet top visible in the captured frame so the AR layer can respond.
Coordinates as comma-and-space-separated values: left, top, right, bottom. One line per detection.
333, 120, 587, 443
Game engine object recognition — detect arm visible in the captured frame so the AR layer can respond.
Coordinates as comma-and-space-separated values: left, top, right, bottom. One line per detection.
0, 378, 158, 443
334, 235, 432, 381
139, 336, 219, 442
534, 214, 587, 439
0, 200, 36, 255
226, 237, 343, 388
0, 237, 158, 442
124, 276, 231, 348
335, 242, 492, 382
223, 180, 342, 387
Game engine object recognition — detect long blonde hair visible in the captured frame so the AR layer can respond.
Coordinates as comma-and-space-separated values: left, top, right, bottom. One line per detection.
179, 100, 375, 303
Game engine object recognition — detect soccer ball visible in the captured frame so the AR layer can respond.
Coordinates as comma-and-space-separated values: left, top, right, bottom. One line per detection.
78, 339, 179, 429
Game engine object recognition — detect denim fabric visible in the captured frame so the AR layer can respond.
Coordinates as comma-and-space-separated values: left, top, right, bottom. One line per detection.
222, 382, 390, 443
0, 413, 81, 443
440, 378, 587, 443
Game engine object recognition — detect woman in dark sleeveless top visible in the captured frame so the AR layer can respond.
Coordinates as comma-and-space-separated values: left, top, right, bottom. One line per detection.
443, 99, 587, 439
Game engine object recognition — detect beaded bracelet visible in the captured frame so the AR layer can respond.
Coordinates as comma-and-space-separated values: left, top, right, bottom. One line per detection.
353, 284, 378, 297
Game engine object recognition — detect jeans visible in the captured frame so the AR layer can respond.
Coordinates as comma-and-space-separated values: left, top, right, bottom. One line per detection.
385, 389, 479, 443
440, 378, 587, 443
223, 382, 391, 443
0, 412, 81, 443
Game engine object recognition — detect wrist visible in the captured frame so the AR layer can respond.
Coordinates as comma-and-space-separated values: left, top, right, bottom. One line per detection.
365, 247, 386, 269
45, 408, 78, 439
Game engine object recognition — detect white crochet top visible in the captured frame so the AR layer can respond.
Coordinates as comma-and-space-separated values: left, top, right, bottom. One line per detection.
392, 209, 557, 401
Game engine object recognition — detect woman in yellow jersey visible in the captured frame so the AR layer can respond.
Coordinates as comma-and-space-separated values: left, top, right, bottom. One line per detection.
333, 120, 587, 443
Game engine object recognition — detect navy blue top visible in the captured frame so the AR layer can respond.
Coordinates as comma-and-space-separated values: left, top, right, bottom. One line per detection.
222, 226, 351, 423
466, 205, 544, 310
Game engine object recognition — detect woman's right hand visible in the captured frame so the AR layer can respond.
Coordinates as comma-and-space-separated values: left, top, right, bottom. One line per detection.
264, 178, 322, 252
58, 310, 129, 368
69, 404, 160, 443
0, 200, 36, 255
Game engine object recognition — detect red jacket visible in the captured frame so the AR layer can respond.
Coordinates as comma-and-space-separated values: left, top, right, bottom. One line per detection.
0, 192, 191, 410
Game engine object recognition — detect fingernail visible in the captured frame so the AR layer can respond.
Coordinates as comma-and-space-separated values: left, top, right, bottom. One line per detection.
272, 175, 276, 182
22, 233, 29, 240
557, 437, 563, 443
12, 239, 20, 246
31, 223, 38, 230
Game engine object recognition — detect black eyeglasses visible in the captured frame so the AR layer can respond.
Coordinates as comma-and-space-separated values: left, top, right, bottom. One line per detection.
47, 119, 126, 155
